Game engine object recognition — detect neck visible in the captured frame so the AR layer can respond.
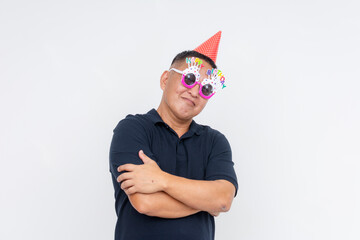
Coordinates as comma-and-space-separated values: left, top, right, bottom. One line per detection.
157, 102, 192, 138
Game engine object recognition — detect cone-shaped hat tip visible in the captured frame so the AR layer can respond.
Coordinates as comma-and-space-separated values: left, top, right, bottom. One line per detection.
193, 31, 222, 63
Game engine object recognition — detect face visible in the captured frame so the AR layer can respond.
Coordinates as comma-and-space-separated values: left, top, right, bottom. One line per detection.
159, 58, 213, 121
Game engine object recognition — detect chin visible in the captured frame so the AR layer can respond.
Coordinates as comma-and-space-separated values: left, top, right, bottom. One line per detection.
166, 95, 205, 120
176, 105, 202, 120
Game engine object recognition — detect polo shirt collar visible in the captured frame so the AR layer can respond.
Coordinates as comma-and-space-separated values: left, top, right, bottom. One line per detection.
147, 108, 202, 136
147, 108, 164, 124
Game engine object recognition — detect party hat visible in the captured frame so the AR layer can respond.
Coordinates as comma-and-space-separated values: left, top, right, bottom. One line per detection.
194, 31, 222, 63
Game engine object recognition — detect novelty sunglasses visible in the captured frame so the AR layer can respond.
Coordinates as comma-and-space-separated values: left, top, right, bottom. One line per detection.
169, 67, 215, 99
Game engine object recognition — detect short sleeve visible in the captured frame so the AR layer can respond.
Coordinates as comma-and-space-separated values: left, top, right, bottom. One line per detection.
205, 131, 238, 196
109, 117, 155, 179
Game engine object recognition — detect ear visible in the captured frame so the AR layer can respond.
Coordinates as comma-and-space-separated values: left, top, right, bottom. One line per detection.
160, 70, 169, 91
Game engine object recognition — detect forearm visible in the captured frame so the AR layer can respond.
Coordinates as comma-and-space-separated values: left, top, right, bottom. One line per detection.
128, 191, 200, 218
117, 150, 235, 214
162, 173, 235, 213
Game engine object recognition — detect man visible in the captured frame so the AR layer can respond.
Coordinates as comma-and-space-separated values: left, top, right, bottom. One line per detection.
109, 31, 238, 240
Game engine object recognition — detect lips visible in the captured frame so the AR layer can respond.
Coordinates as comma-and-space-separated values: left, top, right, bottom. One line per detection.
182, 97, 195, 106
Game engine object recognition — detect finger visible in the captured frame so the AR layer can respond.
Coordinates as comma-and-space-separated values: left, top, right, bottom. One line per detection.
124, 186, 137, 195
120, 180, 134, 190
117, 172, 132, 183
138, 150, 150, 164
117, 164, 136, 173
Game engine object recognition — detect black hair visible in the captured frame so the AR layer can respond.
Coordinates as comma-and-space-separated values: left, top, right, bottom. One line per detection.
170, 50, 217, 69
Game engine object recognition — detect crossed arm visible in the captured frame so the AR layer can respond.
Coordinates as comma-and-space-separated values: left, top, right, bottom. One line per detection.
116, 150, 236, 218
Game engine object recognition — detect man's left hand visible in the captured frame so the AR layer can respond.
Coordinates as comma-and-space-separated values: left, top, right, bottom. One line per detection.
117, 150, 166, 195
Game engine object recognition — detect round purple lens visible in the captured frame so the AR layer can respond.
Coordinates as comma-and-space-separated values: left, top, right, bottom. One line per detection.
201, 84, 213, 96
184, 73, 196, 86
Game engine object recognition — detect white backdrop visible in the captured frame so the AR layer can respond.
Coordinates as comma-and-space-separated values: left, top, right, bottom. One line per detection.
1, 0, 359, 239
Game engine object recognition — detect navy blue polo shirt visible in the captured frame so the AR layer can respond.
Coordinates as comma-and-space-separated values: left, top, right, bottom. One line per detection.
109, 109, 238, 240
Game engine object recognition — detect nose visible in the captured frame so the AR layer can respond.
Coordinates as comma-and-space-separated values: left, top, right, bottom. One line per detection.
188, 83, 200, 98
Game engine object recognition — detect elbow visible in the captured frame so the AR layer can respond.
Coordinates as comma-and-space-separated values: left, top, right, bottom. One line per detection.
128, 194, 152, 215
218, 202, 231, 213
213, 180, 236, 213
217, 193, 234, 213
134, 201, 150, 215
